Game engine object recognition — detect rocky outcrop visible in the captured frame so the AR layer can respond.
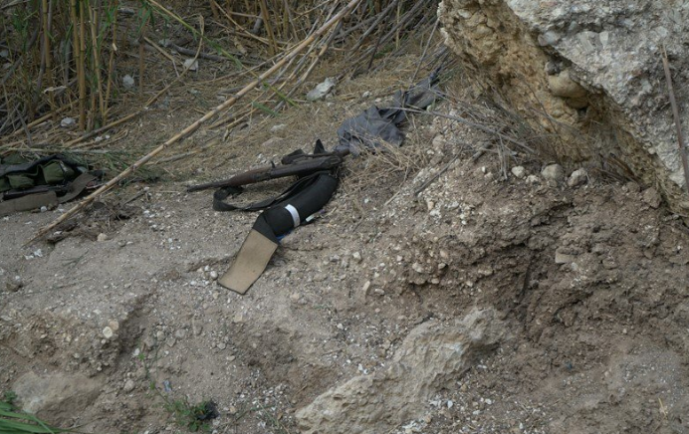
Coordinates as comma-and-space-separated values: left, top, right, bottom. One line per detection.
295, 308, 506, 434
438, 0, 689, 209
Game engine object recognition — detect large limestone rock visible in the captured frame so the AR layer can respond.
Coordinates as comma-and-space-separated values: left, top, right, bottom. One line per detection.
438, 0, 689, 209
13, 371, 103, 425
295, 308, 506, 434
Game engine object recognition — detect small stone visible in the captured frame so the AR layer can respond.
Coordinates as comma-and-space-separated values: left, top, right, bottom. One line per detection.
541, 164, 565, 182
270, 124, 286, 133
362, 91, 372, 98
290, 293, 301, 302
102, 327, 114, 339
209, 271, 218, 280
642, 187, 662, 208
233, 313, 244, 324
447, 400, 454, 409
526, 175, 540, 184
362, 280, 371, 294
217, 342, 226, 350
60, 117, 76, 128
175, 329, 187, 339
122, 74, 135, 89
40, 206, 48, 213
123, 379, 135, 393
306, 77, 336, 101
625, 181, 641, 194
511, 166, 526, 179
97, 233, 108, 242
6, 275, 23, 292
555, 251, 577, 264
567, 168, 588, 187
192, 320, 203, 336
183, 58, 199, 71
352, 252, 363, 263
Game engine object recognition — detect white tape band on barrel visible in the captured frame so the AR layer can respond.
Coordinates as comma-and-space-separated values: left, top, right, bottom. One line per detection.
285, 204, 301, 228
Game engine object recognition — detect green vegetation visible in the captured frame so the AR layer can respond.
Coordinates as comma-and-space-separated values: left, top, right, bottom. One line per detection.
0, 391, 80, 434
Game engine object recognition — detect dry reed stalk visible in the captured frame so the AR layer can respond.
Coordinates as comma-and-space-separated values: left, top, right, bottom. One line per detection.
139, 21, 146, 99
28, 0, 364, 244
104, 0, 119, 123
70, 0, 85, 129
88, 4, 106, 122
64, 110, 141, 147
259, 0, 278, 55
41, 0, 56, 113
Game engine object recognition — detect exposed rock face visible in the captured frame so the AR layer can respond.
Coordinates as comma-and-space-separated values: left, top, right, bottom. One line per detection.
438, 0, 689, 209
295, 308, 506, 434
13, 371, 103, 425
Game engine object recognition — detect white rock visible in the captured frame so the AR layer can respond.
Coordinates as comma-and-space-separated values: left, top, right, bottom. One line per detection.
511, 166, 526, 179
60, 117, 76, 128
123, 379, 135, 393
270, 124, 286, 133
568, 168, 588, 187
122, 74, 135, 89
306, 78, 336, 101
526, 175, 540, 184
102, 326, 114, 339
541, 164, 565, 182
97, 233, 108, 242
183, 58, 199, 71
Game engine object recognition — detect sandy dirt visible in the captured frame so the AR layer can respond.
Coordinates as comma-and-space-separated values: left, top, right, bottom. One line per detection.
2, 14, 689, 434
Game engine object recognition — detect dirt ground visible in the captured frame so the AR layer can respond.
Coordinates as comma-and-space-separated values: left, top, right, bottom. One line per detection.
3, 14, 689, 434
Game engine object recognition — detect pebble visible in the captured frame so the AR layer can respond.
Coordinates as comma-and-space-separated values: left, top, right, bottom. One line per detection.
6, 275, 23, 292
362, 91, 372, 98
642, 187, 662, 208
123, 379, 135, 393
511, 166, 526, 179
210, 271, 218, 280
270, 124, 286, 133
233, 313, 244, 324
183, 58, 198, 71
217, 342, 226, 350
122, 74, 135, 89
526, 175, 540, 184
97, 233, 108, 242
306, 77, 336, 101
541, 164, 565, 182
175, 329, 187, 339
352, 252, 363, 263
567, 168, 588, 187
60, 117, 76, 128
362, 280, 371, 294
102, 326, 114, 339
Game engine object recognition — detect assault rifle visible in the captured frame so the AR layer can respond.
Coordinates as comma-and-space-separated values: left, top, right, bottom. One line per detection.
186, 140, 349, 193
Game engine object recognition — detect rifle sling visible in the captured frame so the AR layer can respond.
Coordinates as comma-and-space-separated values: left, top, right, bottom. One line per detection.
213, 171, 329, 212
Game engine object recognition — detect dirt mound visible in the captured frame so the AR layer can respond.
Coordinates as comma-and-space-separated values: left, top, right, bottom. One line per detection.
2, 60, 689, 434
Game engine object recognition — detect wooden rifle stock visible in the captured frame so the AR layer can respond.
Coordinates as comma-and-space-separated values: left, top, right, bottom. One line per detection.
186, 154, 344, 193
